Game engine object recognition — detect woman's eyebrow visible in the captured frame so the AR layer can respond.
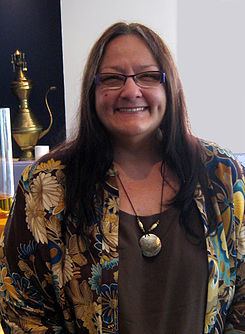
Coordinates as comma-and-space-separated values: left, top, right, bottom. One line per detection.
99, 64, 159, 72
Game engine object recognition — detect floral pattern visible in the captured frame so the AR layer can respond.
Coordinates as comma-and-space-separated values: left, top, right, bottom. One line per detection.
0, 141, 244, 333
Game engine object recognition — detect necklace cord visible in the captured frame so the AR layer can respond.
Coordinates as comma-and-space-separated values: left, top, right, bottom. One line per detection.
116, 163, 166, 234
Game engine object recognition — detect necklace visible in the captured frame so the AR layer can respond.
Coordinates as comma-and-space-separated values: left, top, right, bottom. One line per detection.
116, 164, 165, 257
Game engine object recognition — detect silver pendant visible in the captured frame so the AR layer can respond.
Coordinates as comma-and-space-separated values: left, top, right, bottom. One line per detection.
139, 233, 162, 257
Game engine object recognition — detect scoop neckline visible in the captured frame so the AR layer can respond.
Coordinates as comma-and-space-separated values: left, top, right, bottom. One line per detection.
119, 205, 177, 219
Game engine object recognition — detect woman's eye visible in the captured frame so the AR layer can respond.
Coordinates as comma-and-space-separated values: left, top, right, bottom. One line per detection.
140, 73, 159, 82
102, 75, 123, 83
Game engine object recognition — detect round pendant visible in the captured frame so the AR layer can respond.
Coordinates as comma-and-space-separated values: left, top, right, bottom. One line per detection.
139, 233, 162, 257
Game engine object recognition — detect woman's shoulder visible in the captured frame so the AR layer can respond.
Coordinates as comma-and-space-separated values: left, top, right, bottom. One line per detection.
199, 139, 236, 161
198, 138, 244, 180
20, 155, 67, 190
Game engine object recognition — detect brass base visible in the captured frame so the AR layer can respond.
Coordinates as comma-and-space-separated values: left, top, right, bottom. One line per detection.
13, 130, 40, 161
19, 149, 34, 161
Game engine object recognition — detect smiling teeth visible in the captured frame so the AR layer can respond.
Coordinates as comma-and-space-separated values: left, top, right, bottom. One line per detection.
118, 107, 145, 112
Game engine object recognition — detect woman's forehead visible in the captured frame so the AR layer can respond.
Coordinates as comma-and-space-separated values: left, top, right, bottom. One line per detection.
99, 35, 158, 71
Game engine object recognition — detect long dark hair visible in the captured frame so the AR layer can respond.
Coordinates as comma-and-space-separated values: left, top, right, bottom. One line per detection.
55, 22, 214, 235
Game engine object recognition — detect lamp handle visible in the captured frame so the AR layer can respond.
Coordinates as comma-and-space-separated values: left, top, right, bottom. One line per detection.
39, 86, 56, 139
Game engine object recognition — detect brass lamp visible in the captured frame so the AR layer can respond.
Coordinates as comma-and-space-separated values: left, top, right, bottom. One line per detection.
11, 50, 55, 160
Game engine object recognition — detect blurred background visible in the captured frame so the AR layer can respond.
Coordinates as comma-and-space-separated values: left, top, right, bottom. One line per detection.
0, 0, 244, 159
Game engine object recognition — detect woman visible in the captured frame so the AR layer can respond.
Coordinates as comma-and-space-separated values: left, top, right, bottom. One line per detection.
0, 22, 244, 334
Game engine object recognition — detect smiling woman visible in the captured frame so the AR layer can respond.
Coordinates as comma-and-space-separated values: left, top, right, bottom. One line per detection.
0, 22, 244, 334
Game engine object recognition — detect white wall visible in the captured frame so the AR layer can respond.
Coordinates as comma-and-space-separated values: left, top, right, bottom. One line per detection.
177, 0, 245, 153
61, 0, 244, 153
60, 0, 177, 136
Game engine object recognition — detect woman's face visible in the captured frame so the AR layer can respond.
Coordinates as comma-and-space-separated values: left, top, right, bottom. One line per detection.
95, 34, 167, 143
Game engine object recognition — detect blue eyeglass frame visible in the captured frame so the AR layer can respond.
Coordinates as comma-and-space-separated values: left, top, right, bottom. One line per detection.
94, 71, 166, 87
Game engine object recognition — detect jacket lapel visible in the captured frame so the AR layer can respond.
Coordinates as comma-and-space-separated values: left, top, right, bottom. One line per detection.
194, 180, 233, 334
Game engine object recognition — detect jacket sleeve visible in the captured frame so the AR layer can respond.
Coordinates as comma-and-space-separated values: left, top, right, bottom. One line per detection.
225, 163, 245, 333
0, 162, 68, 333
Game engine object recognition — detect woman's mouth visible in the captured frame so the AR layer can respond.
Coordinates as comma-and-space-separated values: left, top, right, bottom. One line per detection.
115, 107, 147, 113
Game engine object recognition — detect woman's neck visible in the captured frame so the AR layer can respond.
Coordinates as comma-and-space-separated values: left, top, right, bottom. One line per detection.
113, 136, 163, 178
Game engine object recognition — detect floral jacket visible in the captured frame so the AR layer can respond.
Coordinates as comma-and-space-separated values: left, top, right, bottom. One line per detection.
0, 141, 244, 334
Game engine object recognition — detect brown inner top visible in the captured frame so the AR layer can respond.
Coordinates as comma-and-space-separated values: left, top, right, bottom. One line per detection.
118, 205, 208, 334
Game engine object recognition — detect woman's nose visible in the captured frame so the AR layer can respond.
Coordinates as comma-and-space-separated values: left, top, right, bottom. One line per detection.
119, 77, 143, 99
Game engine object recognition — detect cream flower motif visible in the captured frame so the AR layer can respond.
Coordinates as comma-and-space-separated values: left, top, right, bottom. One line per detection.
106, 197, 119, 214
31, 172, 62, 211
25, 193, 48, 244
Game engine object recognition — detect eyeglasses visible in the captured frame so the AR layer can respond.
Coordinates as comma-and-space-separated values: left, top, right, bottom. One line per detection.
95, 71, 166, 89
